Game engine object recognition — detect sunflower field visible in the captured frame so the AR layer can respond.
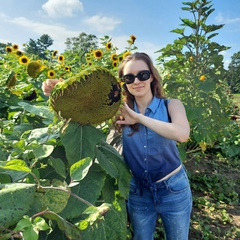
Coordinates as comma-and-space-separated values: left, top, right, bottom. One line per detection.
0, 0, 240, 239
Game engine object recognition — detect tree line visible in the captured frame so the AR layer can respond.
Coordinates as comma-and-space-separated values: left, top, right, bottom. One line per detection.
1, 32, 239, 93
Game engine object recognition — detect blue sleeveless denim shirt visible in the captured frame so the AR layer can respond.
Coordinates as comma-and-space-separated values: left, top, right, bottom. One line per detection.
122, 97, 181, 184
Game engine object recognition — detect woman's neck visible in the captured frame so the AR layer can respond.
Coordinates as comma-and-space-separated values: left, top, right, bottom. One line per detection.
135, 93, 153, 114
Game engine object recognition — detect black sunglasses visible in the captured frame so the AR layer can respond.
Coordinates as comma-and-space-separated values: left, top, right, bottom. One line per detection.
122, 70, 151, 84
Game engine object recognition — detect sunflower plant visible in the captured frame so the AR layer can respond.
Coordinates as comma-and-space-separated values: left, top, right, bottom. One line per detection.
0, 36, 137, 240
83, 35, 137, 74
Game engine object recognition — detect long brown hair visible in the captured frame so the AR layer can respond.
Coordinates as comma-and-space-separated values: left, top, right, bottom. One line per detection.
116, 52, 165, 133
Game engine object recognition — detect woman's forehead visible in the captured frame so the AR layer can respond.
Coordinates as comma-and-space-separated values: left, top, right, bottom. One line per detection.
124, 60, 148, 73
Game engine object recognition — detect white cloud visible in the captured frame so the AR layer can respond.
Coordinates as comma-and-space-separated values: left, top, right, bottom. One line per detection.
42, 0, 83, 18
6, 16, 81, 51
215, 13, 240, 24
83, 15, 121, 34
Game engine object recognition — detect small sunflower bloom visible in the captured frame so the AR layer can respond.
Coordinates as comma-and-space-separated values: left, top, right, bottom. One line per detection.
15, 50, 23, 57
58, 55, 64, 62
5, 46, 12, 53
86, 56, 92, 61
94, 49, 103, 59
19, 55, 30, 65
85, 53, 91, 58
65, 66, 71, 72
52, 50, 58, 58
106, 42, 112, 50
12, 44, 19, 51
48, 70, 56, 79
112, 61, 118, 68
111, 53, 118, 61
118, 55, 123, 62
189, 56, 193, 61
129, 35, 136, 44
123, 51, 131, 59
88, 61, 93, 66
199, 75, 206, 81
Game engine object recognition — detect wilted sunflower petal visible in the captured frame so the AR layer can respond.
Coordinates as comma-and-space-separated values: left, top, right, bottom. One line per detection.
50, 66, 121, 125
27, 61, 45, 78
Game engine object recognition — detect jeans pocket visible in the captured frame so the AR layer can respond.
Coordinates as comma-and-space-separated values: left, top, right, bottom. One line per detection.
168, 172, 190, 194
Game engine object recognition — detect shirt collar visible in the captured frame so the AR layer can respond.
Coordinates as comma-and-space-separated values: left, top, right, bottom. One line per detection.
134, 96, 160, 114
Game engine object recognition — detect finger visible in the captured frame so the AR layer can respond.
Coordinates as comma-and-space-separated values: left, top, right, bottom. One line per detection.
46, 79, 60, 87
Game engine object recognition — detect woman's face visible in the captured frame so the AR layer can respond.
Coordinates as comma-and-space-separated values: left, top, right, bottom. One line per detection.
123, 60, 153, 99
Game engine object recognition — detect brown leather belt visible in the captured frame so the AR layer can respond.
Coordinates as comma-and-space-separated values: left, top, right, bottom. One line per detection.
156, 164, 182, 183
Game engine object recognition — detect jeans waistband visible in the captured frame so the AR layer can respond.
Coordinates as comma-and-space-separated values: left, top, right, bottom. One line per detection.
135, 165, 186, 190
156, 164, 182, 183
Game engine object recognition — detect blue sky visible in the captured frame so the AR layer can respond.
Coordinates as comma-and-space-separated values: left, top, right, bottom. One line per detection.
1, 0, 240, 68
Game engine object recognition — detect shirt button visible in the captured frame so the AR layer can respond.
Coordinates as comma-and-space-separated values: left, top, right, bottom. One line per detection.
144, 158, 147, 161
144, 146, 146, 148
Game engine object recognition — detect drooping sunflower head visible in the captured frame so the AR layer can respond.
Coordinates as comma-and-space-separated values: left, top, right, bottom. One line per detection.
27, 61, 46, 78
6, 71, 17, 88
129, 35, 136, 45
50, 66, 121, 125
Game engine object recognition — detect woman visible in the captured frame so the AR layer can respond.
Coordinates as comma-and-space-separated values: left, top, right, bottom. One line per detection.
116, 52, 192, 240
42, 52, 192, 240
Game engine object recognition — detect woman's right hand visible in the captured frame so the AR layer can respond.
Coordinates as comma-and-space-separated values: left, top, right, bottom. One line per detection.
41, 79, 63, 96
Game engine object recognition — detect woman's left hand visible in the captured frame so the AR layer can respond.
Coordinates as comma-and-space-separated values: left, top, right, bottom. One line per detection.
116, 103, 139, 125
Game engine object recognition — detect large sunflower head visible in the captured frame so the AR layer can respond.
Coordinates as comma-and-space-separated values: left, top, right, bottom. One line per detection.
50, 66, 121, 125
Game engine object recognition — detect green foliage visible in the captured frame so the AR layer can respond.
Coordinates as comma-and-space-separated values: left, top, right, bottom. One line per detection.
23, 34, 54, 60
64, 32, 98, 67
0, 183, 36, 228
0, 35, 136, 239
156, 0, 237, 157
227, 51, 240, 93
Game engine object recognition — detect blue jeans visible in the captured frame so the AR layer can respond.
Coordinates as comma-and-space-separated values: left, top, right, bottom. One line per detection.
127, 166, 192, 240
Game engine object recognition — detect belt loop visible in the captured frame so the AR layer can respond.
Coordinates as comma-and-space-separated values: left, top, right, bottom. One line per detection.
163, 180, 169, 189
